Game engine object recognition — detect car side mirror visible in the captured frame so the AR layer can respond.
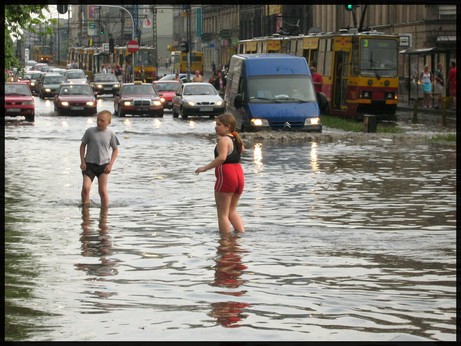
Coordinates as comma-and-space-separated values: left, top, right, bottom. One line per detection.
234, 94, 243, 108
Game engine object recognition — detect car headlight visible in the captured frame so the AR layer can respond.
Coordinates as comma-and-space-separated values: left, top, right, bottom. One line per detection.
215, 100, 223, 106
86, 101, 95, 106
152, 100, 162, 106
305, 117, 320, 125
114, 84, 120, 88
187, 101, 195, 106
159, 97, 165, 103
123, 101, 132, 106
251, 118, 269, 127
97, 84, 103, 89
61, 101, 69, 106
45, 88, 51, 92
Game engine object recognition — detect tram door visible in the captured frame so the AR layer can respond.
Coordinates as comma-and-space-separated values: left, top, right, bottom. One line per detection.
333, 51, 349, 110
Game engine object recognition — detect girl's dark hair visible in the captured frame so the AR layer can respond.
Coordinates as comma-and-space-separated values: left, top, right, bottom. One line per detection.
217, 112, 243, 153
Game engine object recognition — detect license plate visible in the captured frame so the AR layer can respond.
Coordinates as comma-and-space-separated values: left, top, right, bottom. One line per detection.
199, 107, 213, 112
136, 107, 149, 111
7, 108, 21, 112
71, 107, 84, 110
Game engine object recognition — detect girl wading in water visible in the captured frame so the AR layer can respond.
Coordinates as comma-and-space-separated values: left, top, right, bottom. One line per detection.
195, 113, 245, 233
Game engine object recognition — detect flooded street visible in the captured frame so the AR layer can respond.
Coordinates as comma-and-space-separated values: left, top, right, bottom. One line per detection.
4, 97, 457, 341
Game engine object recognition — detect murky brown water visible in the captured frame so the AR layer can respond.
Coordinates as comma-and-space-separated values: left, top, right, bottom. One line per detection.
4, 98, 456, 341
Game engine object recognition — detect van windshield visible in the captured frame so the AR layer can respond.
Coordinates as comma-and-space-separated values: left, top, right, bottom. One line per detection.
247, 75, 317, 103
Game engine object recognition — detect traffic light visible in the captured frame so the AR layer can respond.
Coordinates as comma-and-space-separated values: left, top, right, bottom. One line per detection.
180, 42, 189, 53
57, 5, 68, 14
109, 38, 115, 54
100, 25, 105, 35
345, 4, 356, 11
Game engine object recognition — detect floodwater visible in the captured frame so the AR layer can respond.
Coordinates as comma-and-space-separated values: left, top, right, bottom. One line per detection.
4, 97, 457, 341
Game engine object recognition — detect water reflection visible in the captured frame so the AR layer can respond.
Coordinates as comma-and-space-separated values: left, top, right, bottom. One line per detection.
75, 207, 118, 277
209, 233, 250, 327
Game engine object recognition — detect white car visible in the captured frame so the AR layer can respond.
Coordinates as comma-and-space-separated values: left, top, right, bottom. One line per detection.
172, 82, 225, 119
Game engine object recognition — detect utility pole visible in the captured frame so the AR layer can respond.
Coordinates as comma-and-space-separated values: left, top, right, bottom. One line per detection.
151, 6, 158, 76
187, 6, 191, 80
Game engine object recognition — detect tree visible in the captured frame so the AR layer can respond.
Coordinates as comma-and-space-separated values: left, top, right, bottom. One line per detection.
5, 5, 55, 69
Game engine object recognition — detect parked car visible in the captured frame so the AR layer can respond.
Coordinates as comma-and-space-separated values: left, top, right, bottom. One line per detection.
37, 72, 67, 99
4, 82, 35, 122
64, 69, 88, 84
159, 73, 190, 83
90, 73, 121, 97
53, 83, 97, 116
114, 81, 164, 117
172, 82, 224, 119
153, 80, 181, 109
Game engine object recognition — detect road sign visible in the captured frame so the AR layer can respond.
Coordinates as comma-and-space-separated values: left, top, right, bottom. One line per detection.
127, 40, 139, 53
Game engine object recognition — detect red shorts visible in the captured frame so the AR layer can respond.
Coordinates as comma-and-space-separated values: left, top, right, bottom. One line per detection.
215, 164, 244, 194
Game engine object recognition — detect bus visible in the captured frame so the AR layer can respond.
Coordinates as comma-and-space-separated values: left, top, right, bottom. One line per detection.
171, 51, 204, 75
114, 46, 157, 82
237, 29, 400, 121
32, 45, 53, 64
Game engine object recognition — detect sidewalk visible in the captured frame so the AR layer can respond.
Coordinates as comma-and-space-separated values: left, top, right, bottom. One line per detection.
397, 101, 456, 117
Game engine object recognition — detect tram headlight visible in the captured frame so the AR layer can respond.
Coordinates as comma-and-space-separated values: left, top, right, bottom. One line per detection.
384, 80, 390, 87
367, 79, 373, 86
386, 92, 395, 99
360, 91, 372, 99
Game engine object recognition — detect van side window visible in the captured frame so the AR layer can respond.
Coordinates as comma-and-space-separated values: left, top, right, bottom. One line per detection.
238, 77, 244, 100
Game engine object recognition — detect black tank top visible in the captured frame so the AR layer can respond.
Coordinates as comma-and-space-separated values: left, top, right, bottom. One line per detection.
214, 135, 241, 164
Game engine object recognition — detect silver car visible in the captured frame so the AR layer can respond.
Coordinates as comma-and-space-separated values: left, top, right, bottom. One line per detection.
172, 82, 224, 119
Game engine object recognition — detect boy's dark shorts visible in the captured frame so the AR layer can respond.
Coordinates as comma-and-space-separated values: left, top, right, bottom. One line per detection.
82, 162, 108, 181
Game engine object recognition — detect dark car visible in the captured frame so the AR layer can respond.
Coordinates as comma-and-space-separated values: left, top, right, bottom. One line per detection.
172, 82, 224, 119
4, 82, 35, 122
37, 72, 67, 99
153, 80, 181, 109
53, 83, 97, 116
114, 81, 164, 117
90, 73, 121, 97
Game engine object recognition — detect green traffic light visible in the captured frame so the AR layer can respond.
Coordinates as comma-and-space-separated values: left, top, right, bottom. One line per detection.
345, 4, 355, 11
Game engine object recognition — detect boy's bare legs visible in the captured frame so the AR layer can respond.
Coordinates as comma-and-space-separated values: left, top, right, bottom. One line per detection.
98, 173, 109, 208
81, 175, 92, 207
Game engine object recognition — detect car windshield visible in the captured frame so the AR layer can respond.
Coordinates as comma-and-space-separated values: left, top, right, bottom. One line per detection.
67, 72, 86, 79
5, 84, 32, 96
156, 83, 179, 91
94, 75, 118, 82
122, 85, 155, 95
184, 85, 216, 95
247, 75, 317, 102
60, 85, 93, 96
45, 76, 65, 83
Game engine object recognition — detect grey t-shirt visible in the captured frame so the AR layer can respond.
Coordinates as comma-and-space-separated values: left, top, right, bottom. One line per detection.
82, 126, 120, 165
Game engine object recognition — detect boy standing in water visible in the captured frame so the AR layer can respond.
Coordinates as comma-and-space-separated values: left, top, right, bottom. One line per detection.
80, 110, 120, 208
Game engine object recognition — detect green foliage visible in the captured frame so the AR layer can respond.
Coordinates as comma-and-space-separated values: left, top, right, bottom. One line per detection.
430, 133, 457, 143
321, 114, 404, 133
4, 5, 51, 69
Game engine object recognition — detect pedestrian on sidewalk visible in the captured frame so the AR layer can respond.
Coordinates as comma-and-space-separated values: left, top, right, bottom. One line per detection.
420, 65, 432, 108
447, 61, 456, 109
433, 63, 444, 109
